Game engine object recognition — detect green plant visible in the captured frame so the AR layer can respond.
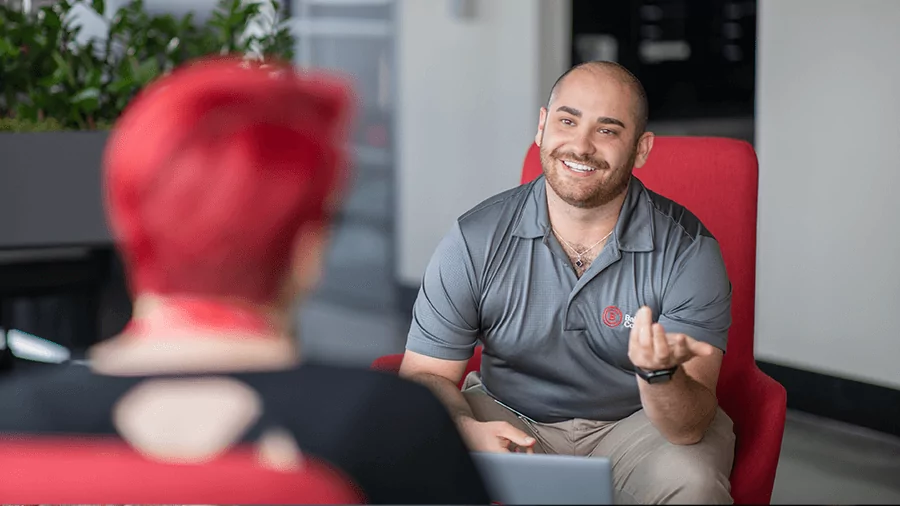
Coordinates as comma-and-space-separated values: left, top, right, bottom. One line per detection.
0, 115, 113, 131
0, 116, 63, 132
0, 0, 294, 131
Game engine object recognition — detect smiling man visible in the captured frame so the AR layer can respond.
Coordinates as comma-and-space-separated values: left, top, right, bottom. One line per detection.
399, 61, 736, 505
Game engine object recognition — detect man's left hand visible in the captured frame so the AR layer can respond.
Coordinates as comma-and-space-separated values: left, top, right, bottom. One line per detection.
628, 306, 716, 371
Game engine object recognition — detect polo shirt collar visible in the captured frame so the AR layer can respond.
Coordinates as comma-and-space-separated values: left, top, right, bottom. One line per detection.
512, 175, 655, 252
511, 178, 550, 239
615, 176, 655, 252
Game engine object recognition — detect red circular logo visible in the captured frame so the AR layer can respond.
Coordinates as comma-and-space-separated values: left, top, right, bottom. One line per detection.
602, 306, 623, 327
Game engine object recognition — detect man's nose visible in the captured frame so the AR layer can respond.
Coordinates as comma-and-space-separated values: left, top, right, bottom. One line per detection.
571, 130, 596, 158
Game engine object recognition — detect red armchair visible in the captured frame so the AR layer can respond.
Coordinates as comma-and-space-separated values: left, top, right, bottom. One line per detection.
0, 435, 364, 504
374, 137, 787, 504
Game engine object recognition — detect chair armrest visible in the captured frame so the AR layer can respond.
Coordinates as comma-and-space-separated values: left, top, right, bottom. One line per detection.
721, 364, 787, 504
371, 353, 404, 374
371, 347, 483, 390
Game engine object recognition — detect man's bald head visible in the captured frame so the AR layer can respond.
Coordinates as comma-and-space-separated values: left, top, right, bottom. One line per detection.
547, 61, 649, 135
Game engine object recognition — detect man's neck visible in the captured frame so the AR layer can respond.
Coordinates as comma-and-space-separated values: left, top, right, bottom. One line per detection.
88, 294, 300, 376
131, 294, 294, 335
545, 182, 628, 243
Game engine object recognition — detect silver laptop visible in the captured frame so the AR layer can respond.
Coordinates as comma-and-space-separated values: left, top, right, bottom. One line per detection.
470, 452, 614, 505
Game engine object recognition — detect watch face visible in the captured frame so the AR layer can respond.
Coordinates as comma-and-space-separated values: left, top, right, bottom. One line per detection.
647, 373, 672, 384
638, 368, 676, 384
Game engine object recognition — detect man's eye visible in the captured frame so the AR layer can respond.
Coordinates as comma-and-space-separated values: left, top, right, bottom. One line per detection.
598, 129, 616, 135
560, 118, 575, 126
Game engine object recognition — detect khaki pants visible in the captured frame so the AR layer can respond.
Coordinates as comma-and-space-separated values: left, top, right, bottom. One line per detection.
462, 372, 735, 505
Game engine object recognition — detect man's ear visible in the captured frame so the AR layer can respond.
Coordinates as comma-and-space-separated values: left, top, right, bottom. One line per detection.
534, 107, 548, 147
632, 131, 655, 169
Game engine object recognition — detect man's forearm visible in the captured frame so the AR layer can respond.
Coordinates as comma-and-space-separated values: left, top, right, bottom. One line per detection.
637, 366, 718, 445
405, 372, 475, 424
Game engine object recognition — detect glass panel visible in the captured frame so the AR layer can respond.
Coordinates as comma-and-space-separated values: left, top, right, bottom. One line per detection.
340, 167, 391, 228
315, 220, 395, 310
327, 222, 390, 271
307, 2, 391, 21
303, 35, 393, 148
309, 36, 392, 109
291, 0, 397, 312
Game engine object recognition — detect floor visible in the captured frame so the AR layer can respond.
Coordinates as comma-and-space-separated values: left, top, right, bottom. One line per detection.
773, 410, 900, 504
298, 298, 900, 505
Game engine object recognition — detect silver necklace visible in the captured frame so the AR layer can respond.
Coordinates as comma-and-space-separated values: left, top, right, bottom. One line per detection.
552, 228, 613, 269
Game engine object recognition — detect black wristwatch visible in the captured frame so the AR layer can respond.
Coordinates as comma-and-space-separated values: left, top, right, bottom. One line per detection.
635, 366, 678, 384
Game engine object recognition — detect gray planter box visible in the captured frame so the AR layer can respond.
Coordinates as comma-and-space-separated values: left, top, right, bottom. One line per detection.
0, 131, 112, 250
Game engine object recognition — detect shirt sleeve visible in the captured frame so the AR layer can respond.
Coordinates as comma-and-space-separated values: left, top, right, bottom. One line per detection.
657, 236, 732, 352
405, 221, 481, 361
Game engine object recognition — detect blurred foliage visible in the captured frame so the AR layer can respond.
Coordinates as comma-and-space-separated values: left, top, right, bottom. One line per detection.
0, 0, 294, 131
0, 115, 113, 131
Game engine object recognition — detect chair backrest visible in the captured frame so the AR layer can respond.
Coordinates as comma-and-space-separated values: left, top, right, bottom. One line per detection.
0, 436, 364, 504
521, 137, 759, 391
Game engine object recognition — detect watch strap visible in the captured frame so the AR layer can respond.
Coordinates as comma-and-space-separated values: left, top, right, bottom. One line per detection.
635, 366, 678, 384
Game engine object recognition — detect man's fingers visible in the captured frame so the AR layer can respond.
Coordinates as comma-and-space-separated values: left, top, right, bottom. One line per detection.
667, 333, 691, 362
665, 333, 717, 361
651, 323, 669, 363
629, 316, 641, 349
510, 443, 535, 454
636, 306, 654, 349
494, 422, 535, 447
685, 337, 717, 357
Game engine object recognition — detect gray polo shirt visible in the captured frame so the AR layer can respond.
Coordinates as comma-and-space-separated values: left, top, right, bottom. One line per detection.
407, 175, 731, 423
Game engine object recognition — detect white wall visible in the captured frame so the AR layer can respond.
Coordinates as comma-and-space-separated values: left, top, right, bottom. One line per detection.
395, 0, 570, 285
755, 0, 900, 389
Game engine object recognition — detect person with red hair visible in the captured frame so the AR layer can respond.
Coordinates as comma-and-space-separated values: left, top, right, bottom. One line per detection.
0, 57, 488, 505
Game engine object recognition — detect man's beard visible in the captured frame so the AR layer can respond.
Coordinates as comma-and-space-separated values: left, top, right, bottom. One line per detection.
540, 145, 636, 209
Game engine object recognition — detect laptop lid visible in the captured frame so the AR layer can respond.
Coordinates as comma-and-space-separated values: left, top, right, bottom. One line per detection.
470, 452, 613, 505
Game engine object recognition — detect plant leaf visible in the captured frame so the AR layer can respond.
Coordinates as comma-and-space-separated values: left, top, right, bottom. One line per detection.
134, 57, 160, 85
107, 77, 135, 94
0, 39, 15, 57
72, 87, 101, 104
91, 0, 105, 16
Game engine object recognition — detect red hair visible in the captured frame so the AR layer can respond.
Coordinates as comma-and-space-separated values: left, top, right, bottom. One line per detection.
104, 57, 354, 304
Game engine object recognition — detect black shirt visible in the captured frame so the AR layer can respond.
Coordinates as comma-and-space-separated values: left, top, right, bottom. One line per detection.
0, 362, 489, 505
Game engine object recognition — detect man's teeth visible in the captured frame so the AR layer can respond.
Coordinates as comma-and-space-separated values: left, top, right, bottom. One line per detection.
563, 161, 596, 172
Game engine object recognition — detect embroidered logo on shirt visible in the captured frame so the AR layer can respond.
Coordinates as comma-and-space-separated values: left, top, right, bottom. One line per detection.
603, 306, 636, 329
602, 306, 623, 327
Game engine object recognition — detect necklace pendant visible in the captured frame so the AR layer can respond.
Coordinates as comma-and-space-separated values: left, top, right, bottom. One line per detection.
575, 259, 584, 268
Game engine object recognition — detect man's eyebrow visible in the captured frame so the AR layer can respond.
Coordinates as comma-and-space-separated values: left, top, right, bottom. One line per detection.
555, 106, 626, 129
556, 105, 581, 117
596, 116, 626, 128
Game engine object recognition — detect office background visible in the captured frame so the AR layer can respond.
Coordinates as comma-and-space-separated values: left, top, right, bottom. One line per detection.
1, 0, 898, 503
